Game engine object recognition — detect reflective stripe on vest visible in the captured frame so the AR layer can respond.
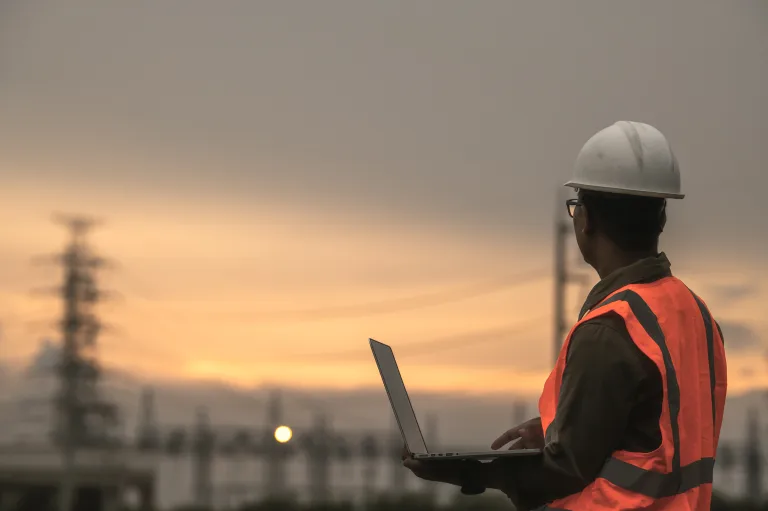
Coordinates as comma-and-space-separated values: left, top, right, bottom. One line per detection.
537, 283, 721, 510
598, 289, 683, 489
689, 290, 717, 430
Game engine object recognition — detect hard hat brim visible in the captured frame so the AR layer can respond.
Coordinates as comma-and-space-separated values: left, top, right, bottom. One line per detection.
564, 181, 684, 199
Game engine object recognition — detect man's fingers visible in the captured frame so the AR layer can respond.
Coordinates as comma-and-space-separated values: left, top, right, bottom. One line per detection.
506, 429, 544, 450
493, 418, 545, 450
521, 425, 543, 438
507, 436, 538, 450
491, 428, 522, 450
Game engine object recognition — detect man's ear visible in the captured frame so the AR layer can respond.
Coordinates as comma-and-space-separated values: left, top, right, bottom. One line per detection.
659, 201, 667, 233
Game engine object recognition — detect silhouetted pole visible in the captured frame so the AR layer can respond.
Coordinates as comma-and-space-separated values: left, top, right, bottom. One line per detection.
137, 388, 159, 450
745, 408, 763, 504
717, 441, 734, 487
390, 416, 406, 493
307, 413, 331, 504
423, 414, 438, 501
265, 390, 287, 500
192, 407, 213, 509
361, 434, 379, 508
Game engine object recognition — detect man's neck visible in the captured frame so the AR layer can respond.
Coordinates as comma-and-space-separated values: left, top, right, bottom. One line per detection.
595, 250, 658, 280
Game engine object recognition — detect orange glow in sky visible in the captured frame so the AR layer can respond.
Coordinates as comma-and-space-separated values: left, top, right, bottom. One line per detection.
1, 178, 766, 397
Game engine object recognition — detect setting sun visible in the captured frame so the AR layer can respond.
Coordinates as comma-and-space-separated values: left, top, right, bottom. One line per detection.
274, 425, 293, 443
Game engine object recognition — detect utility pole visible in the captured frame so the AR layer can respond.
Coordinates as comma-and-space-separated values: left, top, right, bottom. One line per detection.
360, 433, 379, 508
192, 407, 214, 509
265, 389, 287, 500
136, 388, 159, 451
744, 408, 763, 504
0, 323, 6, 384
36, 215, 118, 511
423, 414, 438, 502
306, 413, 331, 504
389, 416, 406, 494
553, 217, 568, 365
716, 441, 735, 487
553, 196, 589, 364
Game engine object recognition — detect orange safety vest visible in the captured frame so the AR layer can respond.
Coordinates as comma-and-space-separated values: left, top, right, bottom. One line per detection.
537, 276, 727, 510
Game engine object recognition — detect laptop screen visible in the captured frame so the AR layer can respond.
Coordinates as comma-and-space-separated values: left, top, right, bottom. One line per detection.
369, 339, 428, 454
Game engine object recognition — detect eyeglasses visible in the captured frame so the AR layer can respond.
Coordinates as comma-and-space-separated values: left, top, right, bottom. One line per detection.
566, 198, 581, 218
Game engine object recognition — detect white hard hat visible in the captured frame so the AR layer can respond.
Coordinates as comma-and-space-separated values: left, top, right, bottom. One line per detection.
565, 121, 684, 199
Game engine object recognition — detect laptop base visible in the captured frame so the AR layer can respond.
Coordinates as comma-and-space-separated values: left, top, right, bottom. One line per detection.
412, 448, 541, 461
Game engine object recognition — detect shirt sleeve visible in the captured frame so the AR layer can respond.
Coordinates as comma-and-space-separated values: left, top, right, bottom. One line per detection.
495, 315, 650, 510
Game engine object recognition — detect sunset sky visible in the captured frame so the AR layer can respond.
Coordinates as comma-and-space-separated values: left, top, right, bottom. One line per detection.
1, 1, 766, 397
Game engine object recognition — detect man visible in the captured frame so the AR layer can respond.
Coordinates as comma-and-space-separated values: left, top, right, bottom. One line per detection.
403, 121, 727, 510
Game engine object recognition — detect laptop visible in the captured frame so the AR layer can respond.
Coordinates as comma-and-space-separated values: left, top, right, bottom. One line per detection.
369, 338, 542, 461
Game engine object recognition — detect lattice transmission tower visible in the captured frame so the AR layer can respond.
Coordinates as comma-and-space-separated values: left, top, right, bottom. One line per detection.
35, 214, 119, 511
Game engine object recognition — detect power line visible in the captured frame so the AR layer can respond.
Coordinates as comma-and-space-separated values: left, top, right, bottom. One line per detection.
205, 269, 550, 321
390, 317, 547, 358
279, 315, 548, 362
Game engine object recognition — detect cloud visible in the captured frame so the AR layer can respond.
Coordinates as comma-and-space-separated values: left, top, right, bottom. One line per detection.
718, 321, 762, 351
1, 0, 767, 254
708, 283, 758, 303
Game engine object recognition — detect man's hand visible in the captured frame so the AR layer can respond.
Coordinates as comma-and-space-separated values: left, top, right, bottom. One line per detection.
491, 417, 545, 450
401, 446, 478, 487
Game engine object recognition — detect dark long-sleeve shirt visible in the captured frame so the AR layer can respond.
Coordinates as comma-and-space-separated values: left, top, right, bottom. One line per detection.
496, 253, 689, 510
